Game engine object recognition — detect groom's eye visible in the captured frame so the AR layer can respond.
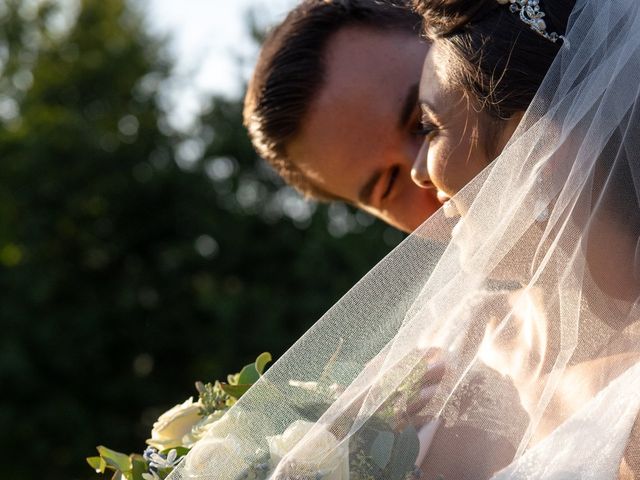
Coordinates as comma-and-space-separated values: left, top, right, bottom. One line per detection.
381, 166, 400, 200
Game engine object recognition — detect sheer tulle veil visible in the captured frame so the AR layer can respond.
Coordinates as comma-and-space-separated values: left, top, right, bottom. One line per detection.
169, 0, 640, 477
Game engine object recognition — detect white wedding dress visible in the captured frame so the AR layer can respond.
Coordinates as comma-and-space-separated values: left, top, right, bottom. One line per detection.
492, 362, 640, 479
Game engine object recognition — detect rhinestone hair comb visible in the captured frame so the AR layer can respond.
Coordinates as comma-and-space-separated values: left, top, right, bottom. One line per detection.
497, 0, 565, 43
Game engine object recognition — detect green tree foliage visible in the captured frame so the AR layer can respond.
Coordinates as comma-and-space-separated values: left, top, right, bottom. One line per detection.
0, 1, 400, 478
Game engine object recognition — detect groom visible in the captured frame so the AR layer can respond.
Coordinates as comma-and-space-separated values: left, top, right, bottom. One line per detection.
244, 0, 439, 233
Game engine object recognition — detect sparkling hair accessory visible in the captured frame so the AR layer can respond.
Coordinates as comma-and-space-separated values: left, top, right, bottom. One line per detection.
497, 0, 565, 43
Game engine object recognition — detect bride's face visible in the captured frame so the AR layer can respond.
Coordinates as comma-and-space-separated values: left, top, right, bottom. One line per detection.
413, 43, 522, 203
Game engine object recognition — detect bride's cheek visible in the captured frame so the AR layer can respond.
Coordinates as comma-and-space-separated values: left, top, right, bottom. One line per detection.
428, 141, 455, 195
426, 143, 444, 187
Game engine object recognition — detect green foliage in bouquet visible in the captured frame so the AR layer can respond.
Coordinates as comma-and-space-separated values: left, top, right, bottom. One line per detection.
349, 425, 421, 480
87, 348, 428, 480
197, 352, 272, 415
87, 353, 271, 480
87, 446, 148, 480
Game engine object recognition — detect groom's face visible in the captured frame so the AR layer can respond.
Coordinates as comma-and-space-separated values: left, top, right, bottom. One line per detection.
287, 28, 440, 233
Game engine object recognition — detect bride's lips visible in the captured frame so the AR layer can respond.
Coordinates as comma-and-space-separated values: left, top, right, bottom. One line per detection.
437, 190, 450, 204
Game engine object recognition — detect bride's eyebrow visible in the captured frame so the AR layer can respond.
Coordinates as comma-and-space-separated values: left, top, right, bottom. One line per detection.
398, 83, 420, 128
419, 98, 438, 117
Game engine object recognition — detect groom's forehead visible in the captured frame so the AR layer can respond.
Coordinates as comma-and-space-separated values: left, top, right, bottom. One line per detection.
316, 27, 428, 112
291, 27, 429, 157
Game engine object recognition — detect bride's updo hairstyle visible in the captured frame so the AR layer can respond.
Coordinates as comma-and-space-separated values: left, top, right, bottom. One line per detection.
413, 0, 576, 120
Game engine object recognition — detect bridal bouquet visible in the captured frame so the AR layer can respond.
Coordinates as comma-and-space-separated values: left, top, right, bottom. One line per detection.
87, 352, 422, 480
87, 353, 272, 480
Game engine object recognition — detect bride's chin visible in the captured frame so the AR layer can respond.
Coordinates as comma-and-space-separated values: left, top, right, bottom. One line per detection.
442, 199, 460, 219
452, 211, 548, 286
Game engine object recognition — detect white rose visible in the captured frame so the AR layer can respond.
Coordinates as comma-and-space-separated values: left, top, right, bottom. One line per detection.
182, 410, 226, 448
147, 397, 202, 450
267, 420, 349, 480
183, 414, 250, 477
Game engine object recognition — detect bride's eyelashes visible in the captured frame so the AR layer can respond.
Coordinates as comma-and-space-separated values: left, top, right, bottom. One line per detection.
413, 118, 438, 137
408, 106, 438, 138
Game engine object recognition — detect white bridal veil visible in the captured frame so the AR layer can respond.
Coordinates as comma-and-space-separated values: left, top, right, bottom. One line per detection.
169, 0, 640, 477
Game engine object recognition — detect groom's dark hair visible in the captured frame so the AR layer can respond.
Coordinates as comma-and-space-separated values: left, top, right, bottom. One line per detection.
243, 0, 422, 201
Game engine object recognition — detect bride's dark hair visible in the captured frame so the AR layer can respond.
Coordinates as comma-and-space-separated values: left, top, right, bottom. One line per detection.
413, 0, 576, 119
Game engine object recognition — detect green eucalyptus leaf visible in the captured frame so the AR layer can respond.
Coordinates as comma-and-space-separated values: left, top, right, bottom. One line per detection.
157, 467, 175, 479
130, 456, 148, 480
87, 456, 107, 473
369, 431, 395, 470
237, 352, 271, 386
121, 470, 134, 480
97, 446, 133, 473
160, 446, 190, 458
220, 382, 252, 398
388, 426, 420, 480
237, 364, 260, 385
255, 352, 272, 374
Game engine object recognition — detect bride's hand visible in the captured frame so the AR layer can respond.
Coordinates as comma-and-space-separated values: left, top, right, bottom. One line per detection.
404, 359, 446, 423
391, 348, 447, 431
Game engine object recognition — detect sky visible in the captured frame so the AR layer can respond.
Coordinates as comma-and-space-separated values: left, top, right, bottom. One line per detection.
142, 0, 298, 130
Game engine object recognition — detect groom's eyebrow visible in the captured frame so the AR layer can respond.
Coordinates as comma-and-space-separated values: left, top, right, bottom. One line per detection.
399, 83, 420, 128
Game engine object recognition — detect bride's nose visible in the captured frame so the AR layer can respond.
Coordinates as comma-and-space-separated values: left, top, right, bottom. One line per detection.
411, 153, 430, 188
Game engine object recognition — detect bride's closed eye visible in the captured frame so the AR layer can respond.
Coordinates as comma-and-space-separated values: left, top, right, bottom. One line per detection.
408, 104, 438, 138
413, 119, 438, 137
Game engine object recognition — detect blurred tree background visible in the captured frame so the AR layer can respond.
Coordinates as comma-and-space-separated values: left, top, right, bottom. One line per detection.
0, 0, 403, 479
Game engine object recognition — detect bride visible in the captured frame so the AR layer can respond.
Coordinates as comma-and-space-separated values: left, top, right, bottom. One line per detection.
167, 0, 640, 478
410, 0, 640, 477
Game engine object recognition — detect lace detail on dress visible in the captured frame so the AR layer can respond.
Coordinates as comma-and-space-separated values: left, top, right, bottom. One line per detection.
491, 362, 640, 480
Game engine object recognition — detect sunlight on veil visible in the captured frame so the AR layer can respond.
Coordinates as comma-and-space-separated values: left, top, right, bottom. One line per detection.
167, 0, 640, 478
